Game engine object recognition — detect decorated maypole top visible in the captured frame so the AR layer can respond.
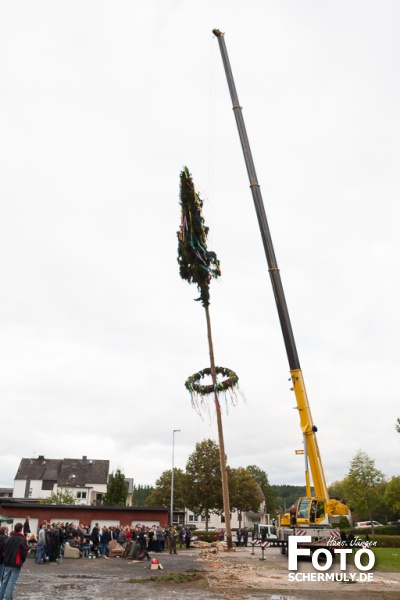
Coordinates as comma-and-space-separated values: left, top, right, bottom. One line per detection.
177, 166, 221, 308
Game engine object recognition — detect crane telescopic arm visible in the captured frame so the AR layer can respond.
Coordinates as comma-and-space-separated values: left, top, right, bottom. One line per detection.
212, 29, 330, 505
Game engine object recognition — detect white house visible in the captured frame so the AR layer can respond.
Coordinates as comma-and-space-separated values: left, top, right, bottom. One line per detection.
13, 455, 109, 505
180, 484, 269, 530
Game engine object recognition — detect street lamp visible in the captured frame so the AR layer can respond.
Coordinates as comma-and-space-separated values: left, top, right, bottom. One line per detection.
170, 429, 181, 526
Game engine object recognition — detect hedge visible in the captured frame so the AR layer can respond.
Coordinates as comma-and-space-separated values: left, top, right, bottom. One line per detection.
344, 526, 400, 536
194, 532, 220, 543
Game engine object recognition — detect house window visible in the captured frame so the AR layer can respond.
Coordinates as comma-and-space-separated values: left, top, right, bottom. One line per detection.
76, 491, 87, 499
220, 514, 232, 523
199, 515, 206, 522
188, 515, 198, 522
42, 480, 56, 491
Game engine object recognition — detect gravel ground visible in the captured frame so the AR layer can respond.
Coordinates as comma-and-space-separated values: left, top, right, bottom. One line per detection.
8, 546, 400, 600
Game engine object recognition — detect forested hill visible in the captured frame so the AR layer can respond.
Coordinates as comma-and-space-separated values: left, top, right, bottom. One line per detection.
271, 484, 308, 510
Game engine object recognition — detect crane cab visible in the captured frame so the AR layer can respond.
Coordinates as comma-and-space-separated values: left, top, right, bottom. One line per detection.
281, 497, 328, 527
296, 497, 327, 525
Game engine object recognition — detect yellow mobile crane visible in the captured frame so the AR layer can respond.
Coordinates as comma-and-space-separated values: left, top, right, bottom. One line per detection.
213, 29, 349, 530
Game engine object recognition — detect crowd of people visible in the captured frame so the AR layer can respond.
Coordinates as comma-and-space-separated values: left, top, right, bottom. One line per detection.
0, 517, 257, 599
3, 516, 196, 567
0, 517, 198, 599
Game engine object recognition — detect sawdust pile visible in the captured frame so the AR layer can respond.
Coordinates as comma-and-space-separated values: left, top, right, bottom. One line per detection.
196, 547, 285, 593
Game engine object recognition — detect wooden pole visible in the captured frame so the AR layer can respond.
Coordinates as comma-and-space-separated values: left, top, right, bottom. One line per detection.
204, 304, 233, 550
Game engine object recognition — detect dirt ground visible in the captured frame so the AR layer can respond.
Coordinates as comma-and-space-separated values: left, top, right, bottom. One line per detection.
10, 546, 400, 599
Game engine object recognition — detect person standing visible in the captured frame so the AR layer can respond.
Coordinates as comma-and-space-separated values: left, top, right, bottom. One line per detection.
310, 501, 316, 523
90, 523, 100, 557
147, 526, 154, 552
136, 526, 151, 560
35, 524, 47, 564
160, 527, 166, 552
117, 527, 127, 548
289, 504, 297, 527
261, 526, 267, 543
0, 522, 28, 600
242, 527, 249, 547
100, 527, 111, 557
0, 527, 9, 581
168, 526, 178, 554
155, 526, 163, 553
184, 527, 191, 549
23, 517, 30, 537
49, 525, 60, 564
236, 528, 243, 547
76, 524, 85, 543
179, 527, 185, 549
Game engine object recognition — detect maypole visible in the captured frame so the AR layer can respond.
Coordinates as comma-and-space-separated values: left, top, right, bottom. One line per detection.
177, 167, 240, 550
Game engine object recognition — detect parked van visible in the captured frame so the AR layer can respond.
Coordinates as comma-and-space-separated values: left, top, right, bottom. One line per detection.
355, 521, 383, 528
252, 523, 277, 539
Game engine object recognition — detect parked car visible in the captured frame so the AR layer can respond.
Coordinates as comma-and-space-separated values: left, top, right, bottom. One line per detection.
355, 521, 383, 528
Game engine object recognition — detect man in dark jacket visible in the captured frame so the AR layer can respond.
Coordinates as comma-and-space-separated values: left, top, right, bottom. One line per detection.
0, 522, 29, 600
23, 516, 30, 537
90, 523, 100, 557
185, 527, 191, 549
0, 527, 9, 581
242, 527, 249, 547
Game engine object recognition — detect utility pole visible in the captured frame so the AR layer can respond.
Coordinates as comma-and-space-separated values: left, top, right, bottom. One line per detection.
170, 429, 181, 526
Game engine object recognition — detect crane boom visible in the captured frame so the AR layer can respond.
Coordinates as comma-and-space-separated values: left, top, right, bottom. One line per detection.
212, 29, 347, 522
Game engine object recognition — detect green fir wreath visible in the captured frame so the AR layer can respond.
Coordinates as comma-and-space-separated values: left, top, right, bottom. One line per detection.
185, 366, 243, 418
185, 366, 238, 395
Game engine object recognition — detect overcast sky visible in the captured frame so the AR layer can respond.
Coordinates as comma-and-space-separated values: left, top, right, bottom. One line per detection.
1, 1, 399, 493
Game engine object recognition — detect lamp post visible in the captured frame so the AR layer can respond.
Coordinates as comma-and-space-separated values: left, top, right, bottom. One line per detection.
170, 429, 181, 526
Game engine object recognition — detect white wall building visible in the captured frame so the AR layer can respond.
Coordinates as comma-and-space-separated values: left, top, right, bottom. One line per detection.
179, 485, 269, 530
13, 455, 109, 505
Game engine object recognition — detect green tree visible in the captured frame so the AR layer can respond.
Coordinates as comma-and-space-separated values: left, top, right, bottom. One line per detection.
185, 439, 224, 528
132, 484, 154, 507
328, 478, 350, 503
145, 469, 187, 508
246, 465, 276, 514
39, 488, 76, 505
345, 451, 385, 530
229, 467, 261, 524
102, 469, 128, 506
396, 418, 400, 434
384, 476, 400, 516
332, 476, 390, 524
